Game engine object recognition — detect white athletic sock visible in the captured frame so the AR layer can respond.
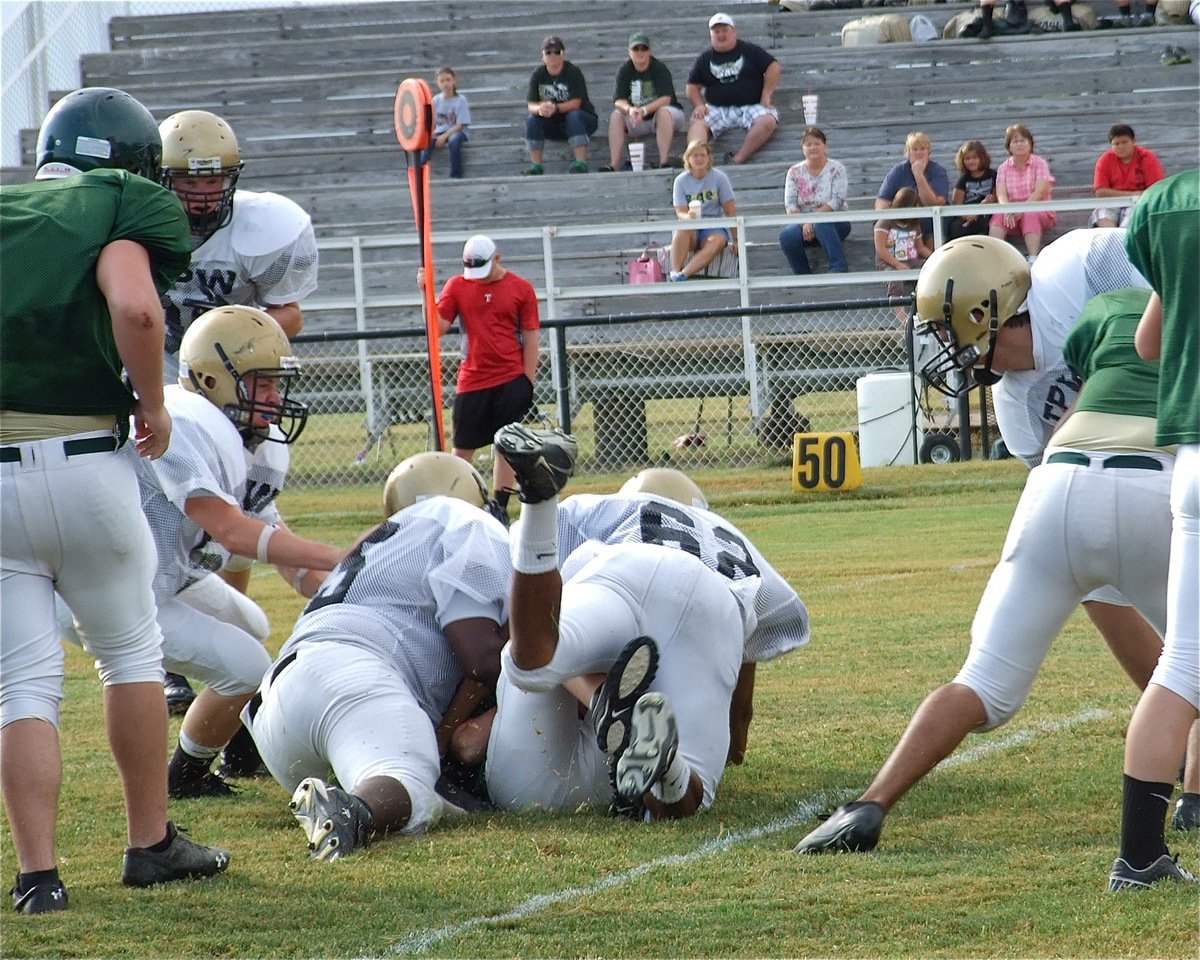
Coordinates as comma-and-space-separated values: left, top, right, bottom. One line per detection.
652, 752, 692, 805
512, 498, 559, 574
178, 730, 221, 761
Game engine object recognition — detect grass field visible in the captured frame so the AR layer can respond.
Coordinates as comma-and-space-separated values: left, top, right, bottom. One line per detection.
3, 460, 1196, 959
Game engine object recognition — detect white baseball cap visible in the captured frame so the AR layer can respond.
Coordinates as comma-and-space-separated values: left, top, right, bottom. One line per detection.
709, 12, 735, 28
462, 235, 497, 279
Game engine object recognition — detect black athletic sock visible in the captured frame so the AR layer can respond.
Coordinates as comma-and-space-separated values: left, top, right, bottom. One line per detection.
169, 743, 212, 779
1118, 774, 1172, 868
16, 868, 61, 894
145, 823, 175, 853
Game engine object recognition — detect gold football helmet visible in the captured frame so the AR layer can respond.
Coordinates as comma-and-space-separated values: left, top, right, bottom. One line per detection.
178, 305, 307, 444
158, 110, 243, 241
619, 467, 708, 509
383, 452, 488, 515
914, 235, 1031, 397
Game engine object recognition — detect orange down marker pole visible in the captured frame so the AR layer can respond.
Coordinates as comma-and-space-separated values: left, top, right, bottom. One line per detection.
393, 78, 445, 451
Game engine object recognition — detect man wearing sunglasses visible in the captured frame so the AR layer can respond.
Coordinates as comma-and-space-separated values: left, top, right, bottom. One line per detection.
524, 35, 598, 175
429, 235, 541, 515
603, 32, 687, 172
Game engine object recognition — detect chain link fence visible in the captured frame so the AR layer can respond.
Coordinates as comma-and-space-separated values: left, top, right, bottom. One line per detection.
284, 296, 1000, 487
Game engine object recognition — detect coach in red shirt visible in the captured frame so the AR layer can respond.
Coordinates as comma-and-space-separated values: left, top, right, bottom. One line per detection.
436, 235, 541, 510
1091, 124, 1165, 228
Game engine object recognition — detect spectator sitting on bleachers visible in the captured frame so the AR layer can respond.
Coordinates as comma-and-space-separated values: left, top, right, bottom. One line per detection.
685, 12, 780, 166
778, 126, 851, 275
669, 139, 737, 282
524, 35, 598, 175
946, 139, 997, 241
989, 123, 1056, 262
422, 67, 470, 180
1091, 123, 1165, 228
602, 32, 687, 172
874, 187, 932, 324
875, 131, 948, 243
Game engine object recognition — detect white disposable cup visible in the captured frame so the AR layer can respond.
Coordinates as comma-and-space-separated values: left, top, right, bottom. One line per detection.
688, 199, 702, 219
628, 142, 645, 171
802, 94, 819, 125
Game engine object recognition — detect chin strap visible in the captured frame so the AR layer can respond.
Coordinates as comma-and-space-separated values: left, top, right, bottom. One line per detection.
972, 288, 1003, 387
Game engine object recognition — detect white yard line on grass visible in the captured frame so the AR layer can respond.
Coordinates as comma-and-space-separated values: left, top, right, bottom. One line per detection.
379, 707, 1112, 957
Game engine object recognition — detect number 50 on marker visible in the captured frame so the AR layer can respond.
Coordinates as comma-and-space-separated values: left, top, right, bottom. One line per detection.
791, 431, 863, 493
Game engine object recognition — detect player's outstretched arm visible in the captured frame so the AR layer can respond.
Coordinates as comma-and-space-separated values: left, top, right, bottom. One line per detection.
184, 496, 345, 571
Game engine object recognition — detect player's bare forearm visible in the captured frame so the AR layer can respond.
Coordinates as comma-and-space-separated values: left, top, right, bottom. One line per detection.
1135, 292, 1163, 360
264, 302, 303, 338
185, 497, 345, 571
98, 239, 166, 413
727, 662, 756, 766
435, 677, 491, 757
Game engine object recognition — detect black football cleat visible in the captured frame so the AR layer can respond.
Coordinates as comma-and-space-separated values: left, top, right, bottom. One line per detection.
791, 801, 885, 854
493, 424, 578, 503
591, 636, 659, 756
164, 673, 196, 716
1108, 852, 1197, 891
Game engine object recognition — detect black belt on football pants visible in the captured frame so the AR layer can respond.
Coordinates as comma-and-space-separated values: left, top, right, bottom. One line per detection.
0, 434, 120, 463
244, 650, 298, 725
1045, 451, 1163, 471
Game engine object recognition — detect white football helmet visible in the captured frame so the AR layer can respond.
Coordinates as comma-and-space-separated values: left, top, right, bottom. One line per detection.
383, 452, 488, 515
179, 305, 307, 444
619, 468, 708, 509
158, 110, 243, 242
914, 235, 1032, 397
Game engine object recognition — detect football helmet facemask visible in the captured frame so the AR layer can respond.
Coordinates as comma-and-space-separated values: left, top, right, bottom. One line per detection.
35, 87, 162, 182
383, 452, 489, 515
178, 305, 307, 445
619, 468, 709, 509
914, 235, 1031, 398
158, 110, 244, 243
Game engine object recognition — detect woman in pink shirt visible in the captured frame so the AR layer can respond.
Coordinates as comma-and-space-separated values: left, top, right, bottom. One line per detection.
989, 123, 1055, 261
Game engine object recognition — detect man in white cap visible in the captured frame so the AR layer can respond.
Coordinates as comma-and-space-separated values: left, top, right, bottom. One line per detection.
685, 13, 781, 165
428, 236, 541, 515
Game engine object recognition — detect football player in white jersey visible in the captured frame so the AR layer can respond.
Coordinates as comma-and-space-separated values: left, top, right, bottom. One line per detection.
244, 452, 511, 861
157, 110, 318, 381
793, 236, 1190, 855
165, 424, 294, 777
59, 306, 347, 800
486, 429, 810, 820
155, 109, 317, 712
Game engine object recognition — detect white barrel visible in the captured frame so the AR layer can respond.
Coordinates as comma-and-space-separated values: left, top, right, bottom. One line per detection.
856, 370, 924, 466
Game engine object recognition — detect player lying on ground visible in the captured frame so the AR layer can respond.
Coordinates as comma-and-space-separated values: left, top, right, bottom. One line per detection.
246, 453, 510, 861
483, 429, 809, 820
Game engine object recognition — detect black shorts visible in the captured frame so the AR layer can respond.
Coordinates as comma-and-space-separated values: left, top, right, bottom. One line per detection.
452, 374, 535, 450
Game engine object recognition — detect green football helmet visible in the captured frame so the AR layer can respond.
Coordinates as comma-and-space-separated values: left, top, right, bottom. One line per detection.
34, 87, 162, 182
